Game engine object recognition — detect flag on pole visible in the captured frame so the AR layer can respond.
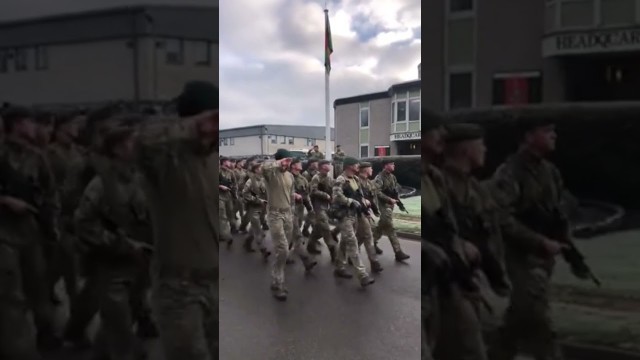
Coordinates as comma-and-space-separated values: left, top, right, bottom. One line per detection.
324, 9, 333, 74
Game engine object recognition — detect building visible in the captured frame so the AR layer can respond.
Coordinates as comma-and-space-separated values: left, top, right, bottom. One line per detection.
423, 0, 640, 112
334, 64, 421, 158
219, 125, 335, 157
0, 4, 218, 107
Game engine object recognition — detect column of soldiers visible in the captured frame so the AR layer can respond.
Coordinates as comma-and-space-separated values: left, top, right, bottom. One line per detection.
423, 108, 592, 360
219, 146, 412, 302
0, 80, 220, 360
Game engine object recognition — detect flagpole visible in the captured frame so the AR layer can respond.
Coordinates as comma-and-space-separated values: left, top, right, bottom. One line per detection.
324, 8, 331, 163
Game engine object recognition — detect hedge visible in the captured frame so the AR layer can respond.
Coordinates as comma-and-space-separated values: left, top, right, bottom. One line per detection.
444, 103, 640, 209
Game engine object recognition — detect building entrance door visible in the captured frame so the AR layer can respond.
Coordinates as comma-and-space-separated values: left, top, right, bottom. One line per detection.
394, 140, 420, 155
564, 53, 640, 101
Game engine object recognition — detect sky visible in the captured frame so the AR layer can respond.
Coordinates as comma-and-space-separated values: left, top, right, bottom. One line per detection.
0, 0, 217, 20
219, 0, 421, 129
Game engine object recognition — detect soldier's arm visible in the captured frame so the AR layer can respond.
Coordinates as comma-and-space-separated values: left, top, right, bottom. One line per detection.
261, 161, 278, 182
302, 179, 313, 210
74, 178, 117, 248
489, 166, 548, 252
242, 178, 258, 203
332, 176, 352, 207
310, 174, 324, 198
290, 173, 296, 208
374, 174, 394, 204
38, 152, 61, 240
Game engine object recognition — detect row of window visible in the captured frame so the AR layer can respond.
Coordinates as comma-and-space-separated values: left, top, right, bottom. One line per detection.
220, 136, 318, 147
448, 72, 542, 109
357, 145, 391, 158
0, 39, 212, 74
358, 91, 421, 129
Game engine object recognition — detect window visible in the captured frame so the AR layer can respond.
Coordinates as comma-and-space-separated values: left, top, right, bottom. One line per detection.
271, 135, 277, 144
391, 103, 395, 123
306, 138, 315, 146
392, 89, 421, 123
230, 138, 235, 145
15, 48, 27, 71
359, 103, 369, 128
396, 101, 407, 122
288, 137, 294, 145
194, 40, 211, 66
360, 145, 369, 158
492, 73, 542, 105
35, 46, 48, 70
223, 138, 228, 146
409, 98, 420, 121
449, 72, 473, 109
375, 146, 390, 156
450, 0, 473, 12
280, 136, 286, 144
165, 39, 184, 65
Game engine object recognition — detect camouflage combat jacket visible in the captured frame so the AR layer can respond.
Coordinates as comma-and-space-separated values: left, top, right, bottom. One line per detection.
331, 173, 362, 218
234, 167, 248, 195
310, 172, 333, 210
219, 167, 236, 200
242, 173, 267, 208
374, 170, 399, 207
48, 141, 86, 219
261, 161, 295, 210
303, 168, 318, 183
332, 150, 345, 165
293, 172, 312, 212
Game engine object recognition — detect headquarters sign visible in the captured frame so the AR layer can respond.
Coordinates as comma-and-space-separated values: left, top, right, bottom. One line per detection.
543, 28, 640, 56
390, 131, 421, 141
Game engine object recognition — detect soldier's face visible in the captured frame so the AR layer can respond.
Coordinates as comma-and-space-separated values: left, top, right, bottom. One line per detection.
528, 125, 557, 153
237, 160, 246, 168
313, 146, 319, 151
467, 139, 487, 168
424, 126, 445, 154
291, 162, 302, 173
119, 136, 136, 160
365, 167, 372, 177
37, 123, 54, 144
384, 163, 395, 172
320, 163, 331, 173
280, 158, 292, 169
309, 163, 318, 170
17, 117, 37, 140
222, 160, 231, 168
255, 166, 263, 174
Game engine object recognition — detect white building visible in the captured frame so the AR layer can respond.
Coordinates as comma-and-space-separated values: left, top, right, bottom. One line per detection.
219, 125, 335, 157
0, 4, 218, 107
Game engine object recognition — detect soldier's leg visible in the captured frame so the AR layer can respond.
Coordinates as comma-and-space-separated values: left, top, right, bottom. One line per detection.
434, 285, 487, 360
307, 211, 323, 254
219, 198, 232, 243
203, 280, 219, 359
269, 211, 289, 298
290, 211, 315, 271
225, 198, 237, 232
0, 243, 41, 360
64, 259, 105, 347
130, 258, 158, 339
317, 210, 338, 250
334, 216, 372, 286
302, 211, 313, 236
21, 240, 60, 349
98, 276, 138, 360
356, 215, 382, 272
260, 210, 269, 230
379, 205, 409, 260
153, 278, 213, 360
251, 209, 269, 258
59, 232, 79, 301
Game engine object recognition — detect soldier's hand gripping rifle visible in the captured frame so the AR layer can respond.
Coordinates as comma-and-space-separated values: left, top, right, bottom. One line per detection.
383, 187, 408, 214
361, 186, 380, 217
219, 174, 237, 200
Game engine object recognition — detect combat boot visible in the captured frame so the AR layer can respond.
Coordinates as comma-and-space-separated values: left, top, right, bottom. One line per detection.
333, 268, 353, 279
375, 242, 383, 254
262, 222, 269, 230
395, 251, 410, 261
360, 275, 375, 287
307, 241, 321, 255
371, 261, 383, 273
302, 257, 317, 272
261, 248, 271, 260
243, 236, 255, 253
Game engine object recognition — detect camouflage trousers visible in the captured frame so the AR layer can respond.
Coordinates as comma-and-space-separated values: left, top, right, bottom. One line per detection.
434, 284, 487, 360
422, 241, 448, 358
247, 206, 266, 250
219, 197, 231, 242
268, 208, 310, 287
490, 264, 563, 360
335, 214, 368, 280
337, 214, 377, 264
309, 207, 337, 249
222, 196, 236, 231
152, 270, 218, 360
48, 229, 79, 300
233, 198, 244, 222
0, 241, 41, 360
373, 205, 402, 253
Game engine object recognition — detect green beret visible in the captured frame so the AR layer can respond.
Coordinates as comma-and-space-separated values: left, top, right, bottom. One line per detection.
359, 162, 372, 169
318, 160, 331, 166
102, 126, 135, 153
423, 107, 444, 131
343, 157, 359, 167
274, 148, 292, 160
381, 158, 395, 165
250, 162, 262, 171
220, 156, 230, 163
176, 81, 219, 117
445, 123, 484, 144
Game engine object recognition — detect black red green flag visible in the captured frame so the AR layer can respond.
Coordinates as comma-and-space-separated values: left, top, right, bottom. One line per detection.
324, 10, 333, 74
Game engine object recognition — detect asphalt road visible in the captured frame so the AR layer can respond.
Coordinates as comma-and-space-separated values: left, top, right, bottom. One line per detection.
219, 233, 421, 360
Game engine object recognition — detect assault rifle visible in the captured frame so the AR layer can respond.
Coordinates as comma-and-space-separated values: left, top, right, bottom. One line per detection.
382, 187, 408, 214
219, 173, 237, 200
360, 186, 380, 217
311, 181, 332, 203
342, 182, 372, 217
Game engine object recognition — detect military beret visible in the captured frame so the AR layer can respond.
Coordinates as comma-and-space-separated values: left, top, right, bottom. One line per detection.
444, 123, 484, 144
343, 157, 359, 167
176, 81, 219, 117
274, 148, 292, 160
318, 160, 331, 166
381, 158, 395, 165
359, 162, 372, 169
250, 162, 262, 171
291, 158, 302, 165
423, 107, 445, 131
220, 156, 230, 163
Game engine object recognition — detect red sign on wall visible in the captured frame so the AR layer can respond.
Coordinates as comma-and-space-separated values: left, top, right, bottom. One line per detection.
375, 146, 390, 156
504, 77, 529, 105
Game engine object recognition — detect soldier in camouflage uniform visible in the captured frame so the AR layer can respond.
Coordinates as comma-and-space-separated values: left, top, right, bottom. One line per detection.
488, 119, 590, 360
242, 162, 269, 258
308, 160, 338, 260
288, 158, 316, 266
263, 149, 316, 301
301, 159, 319, 236
307, 144, 324, 160
47, 113, 85, 306
332, 157, 375, 287
234, 159, 248, 233
354, 162, 383, 273
219, 156, 236, 245
74, 123, 153, 360
0, 106, 61, 357
374, 159, 410, 261
332, 144, 345, 179
138, 81, 219, 359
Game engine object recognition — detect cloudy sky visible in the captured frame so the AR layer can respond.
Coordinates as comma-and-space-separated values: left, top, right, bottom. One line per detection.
219, 0, 421, 129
